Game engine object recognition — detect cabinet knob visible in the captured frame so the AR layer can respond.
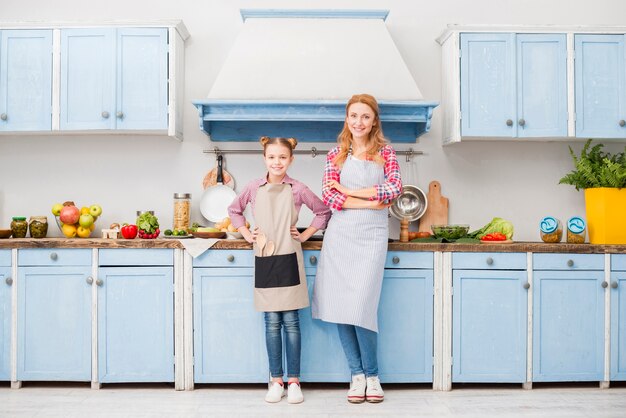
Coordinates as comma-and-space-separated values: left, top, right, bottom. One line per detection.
5, 277, 12, 286
523, 282, 530, 290
486, 257, 494, 265
86, 276, 93, 285
392, 256, 400, 264
567, 259, 574, 267
506, 119, 513, 127
50, 252, 58, 261
612, 281, 619, 289
226, 255, 235, 262
309, 255, 317, 265
96, 279, 103, 287
518, 118, 526, 127
116, 111, 124, 119
602, 281, 608, 288
101, 111, 110, 119
0, 113, 7, 121
620, 119, 626, 127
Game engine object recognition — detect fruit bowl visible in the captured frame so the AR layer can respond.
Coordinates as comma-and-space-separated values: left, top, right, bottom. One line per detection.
53, 202, 102, 238
431, 224, 470, 240
55, 215, 98, 238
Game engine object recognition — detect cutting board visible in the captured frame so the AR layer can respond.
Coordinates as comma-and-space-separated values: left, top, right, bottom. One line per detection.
418, 181, 449, 233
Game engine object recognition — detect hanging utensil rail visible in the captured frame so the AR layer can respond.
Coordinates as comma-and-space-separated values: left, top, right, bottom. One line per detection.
204, 146, 423, 162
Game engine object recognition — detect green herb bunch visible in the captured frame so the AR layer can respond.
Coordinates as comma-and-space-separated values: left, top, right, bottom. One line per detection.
559, 139, 626, 190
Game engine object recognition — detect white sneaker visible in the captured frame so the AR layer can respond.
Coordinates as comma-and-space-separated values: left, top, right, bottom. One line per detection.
347, 374, 366, 404
264, 381, 285, 403
365, 376, 384, 403
287, 382, 304, 404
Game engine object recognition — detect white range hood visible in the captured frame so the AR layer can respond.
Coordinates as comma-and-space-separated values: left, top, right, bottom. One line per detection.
193, 9, 438, 143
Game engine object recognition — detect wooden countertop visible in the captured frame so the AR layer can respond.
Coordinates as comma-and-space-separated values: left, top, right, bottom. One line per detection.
1, 238, 626, 253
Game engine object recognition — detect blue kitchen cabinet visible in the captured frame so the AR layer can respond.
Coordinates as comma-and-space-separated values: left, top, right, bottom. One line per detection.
17, 249, 92, 381
60, 28, 168, 131
575, 34, 626, 138
0, 30, 53, 131
0, 250, 11, 381
460, 33, 567, 138
610, 255, 626, 380
533, 254, 605, 382
452, 253, 528, 383
97, 249, 174, 383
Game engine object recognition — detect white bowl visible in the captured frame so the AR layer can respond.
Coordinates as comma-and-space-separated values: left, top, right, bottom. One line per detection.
226, 231, 243, 239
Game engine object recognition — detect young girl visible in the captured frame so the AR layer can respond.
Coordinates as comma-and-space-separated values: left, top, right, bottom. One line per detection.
228, 136, 331, 404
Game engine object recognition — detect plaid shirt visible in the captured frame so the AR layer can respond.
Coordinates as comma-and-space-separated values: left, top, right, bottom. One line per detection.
322, 145, 402, 211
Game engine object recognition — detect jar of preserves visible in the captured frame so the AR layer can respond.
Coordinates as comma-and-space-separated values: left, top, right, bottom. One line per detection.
11, 216, 28, 238
173, 193, 191, 232
566, 216, 586, 244
29, 216, 48, 239
540, 216, 563, 243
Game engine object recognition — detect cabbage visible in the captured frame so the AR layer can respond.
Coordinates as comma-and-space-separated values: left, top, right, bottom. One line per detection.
468, 217, 514, 240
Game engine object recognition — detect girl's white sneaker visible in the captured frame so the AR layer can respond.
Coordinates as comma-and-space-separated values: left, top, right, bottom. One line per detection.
287, 382, 304, 404
347, 374, 366, 403
365, 376, 384, 403
264, 381, 285, 403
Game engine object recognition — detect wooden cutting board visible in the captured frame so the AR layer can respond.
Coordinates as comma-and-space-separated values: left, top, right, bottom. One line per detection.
202, 158, 234, 189
418, 181, 449, 233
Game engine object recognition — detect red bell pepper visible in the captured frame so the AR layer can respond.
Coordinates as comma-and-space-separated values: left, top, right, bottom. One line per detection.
121, 224, 138, 239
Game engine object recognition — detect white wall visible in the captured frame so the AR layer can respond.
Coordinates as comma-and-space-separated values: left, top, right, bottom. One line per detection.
1, 0, 625, 240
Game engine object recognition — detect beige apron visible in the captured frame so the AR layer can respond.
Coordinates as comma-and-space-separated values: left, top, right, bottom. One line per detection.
253, 182, 309, 312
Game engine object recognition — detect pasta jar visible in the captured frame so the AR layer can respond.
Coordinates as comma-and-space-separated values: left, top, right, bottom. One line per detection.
567, 216, 586, 244
29, 216, 48, 238
11, 216, 28, 238
540, 216, 563, 243
173, 193, 191, 232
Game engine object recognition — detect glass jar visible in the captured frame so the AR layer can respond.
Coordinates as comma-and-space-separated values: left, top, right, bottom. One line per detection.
173, 193, 191, 232
10, 216, 28, 238
540, 216, 563, 243
566, 216, 586, 244
29, 216, 48, 239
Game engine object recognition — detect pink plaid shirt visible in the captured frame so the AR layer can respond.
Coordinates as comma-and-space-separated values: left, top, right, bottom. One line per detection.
228, 173, 331, 230
322, 145, 402, 211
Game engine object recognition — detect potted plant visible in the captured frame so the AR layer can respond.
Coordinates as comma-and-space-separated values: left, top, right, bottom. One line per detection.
559, 139, 626, 244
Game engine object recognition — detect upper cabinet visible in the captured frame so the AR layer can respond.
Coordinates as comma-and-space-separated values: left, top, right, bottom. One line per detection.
0, 30, 53, 131
0, 21, 188, 139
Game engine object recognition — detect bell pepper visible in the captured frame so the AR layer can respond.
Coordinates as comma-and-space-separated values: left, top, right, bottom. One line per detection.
121, 224, 138, 239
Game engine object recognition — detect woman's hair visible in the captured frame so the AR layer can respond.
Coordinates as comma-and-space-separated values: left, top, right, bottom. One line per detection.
333, 94, 387, 167
260, 136, 298, 155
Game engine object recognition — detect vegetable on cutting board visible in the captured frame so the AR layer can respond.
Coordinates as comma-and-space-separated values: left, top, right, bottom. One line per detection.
469, 217, 515, 240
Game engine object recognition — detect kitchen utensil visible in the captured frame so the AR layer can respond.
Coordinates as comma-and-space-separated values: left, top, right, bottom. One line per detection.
431, 224, 469, 240
0, 229, 12, 239
191, 231, 226, 239
418, 181, 449, 234
480, 239, 514, 244
226, 231, 243, 239
200, 155, 238, 222
256, 232, 267, 256
390, 185, 428, 242
265, 240, 275, 256
203, 155, 234, 189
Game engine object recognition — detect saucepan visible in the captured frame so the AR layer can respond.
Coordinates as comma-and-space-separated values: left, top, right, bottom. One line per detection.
200, 155, 237, 223
389, 185, 428, 222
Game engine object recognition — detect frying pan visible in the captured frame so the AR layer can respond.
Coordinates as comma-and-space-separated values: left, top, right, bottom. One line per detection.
200, 155, 237, 223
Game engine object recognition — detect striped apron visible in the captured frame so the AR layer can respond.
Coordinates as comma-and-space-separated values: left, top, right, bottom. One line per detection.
312, 155, 388, 332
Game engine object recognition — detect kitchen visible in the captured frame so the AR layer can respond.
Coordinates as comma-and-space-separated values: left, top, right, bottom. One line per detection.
1, 0, 626, 416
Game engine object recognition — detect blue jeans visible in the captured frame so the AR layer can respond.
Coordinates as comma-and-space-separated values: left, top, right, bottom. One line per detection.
264, 310, 301, 378
337, 324, 378, 377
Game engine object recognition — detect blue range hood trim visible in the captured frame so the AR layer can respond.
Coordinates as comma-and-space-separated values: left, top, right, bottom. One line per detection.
240, 9, 390, 21
193, 100, 438, 143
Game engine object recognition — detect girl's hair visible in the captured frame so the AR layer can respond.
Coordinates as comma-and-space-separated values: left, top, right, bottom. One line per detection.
333, 93, 386, 167
260, 136, 298, 155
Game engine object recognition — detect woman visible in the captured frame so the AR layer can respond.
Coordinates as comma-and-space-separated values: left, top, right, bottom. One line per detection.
312, 94, 402, 404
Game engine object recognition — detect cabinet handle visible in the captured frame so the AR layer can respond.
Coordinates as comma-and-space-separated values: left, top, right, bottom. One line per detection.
392, 256, 400, 264
96, 279, 103, 287
86, 276, 93, 285
523, 282, 530, 290
0, 113, 7, 121
620, 119, 626, 127
101, 111, 110, 119
5, 277, 12, 286
486, 257, 494, 265
518, 118, 526, 127
602, 281, 608, 288
506, 119, 513, 127
612, 281, 619, 289
50, 252, 58, 261
567, 259, 574, 267
116, 111, 124, 119
309, 255, 317, 265
226, 254, 235, 262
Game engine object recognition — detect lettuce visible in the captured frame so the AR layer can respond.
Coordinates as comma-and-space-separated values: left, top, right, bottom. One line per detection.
468, 217, 514, 240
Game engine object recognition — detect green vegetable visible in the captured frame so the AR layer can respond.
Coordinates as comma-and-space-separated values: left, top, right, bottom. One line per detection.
468, 217, 514, 240
559, 139, 626, 190
164, 229, 172, 236
136, 212, 160, 234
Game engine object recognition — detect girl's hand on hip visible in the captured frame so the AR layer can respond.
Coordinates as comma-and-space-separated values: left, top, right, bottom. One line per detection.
239, 226, 257, 244
290, 226, 303, 242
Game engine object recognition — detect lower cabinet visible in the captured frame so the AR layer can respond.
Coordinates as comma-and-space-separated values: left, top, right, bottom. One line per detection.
533, 254, 605, 382
452, 253, 528, 383
611, 255, 626, 381
98, 249, 174, 383
0, 250, 11, 381
17, 249, 92, 381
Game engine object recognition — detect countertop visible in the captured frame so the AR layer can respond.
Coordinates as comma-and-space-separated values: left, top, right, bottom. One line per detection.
1, 238, 626, 253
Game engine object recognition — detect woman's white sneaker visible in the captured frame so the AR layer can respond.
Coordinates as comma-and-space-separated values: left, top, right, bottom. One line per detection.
365, 376, 384, 403
264, 381, 285, 403
347, 374, 366, 403
287, 382, 304, 404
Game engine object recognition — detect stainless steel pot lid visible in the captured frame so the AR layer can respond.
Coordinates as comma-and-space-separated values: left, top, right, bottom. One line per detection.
389, 185, 428, 222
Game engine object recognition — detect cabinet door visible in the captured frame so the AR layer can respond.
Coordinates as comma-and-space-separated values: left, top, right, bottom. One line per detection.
575, 34, 626, 138
0, 264, 11, 381
17, 266, 91, 381
193, 267, 267, 383
516, 34, 568, 137
60, 29, 115, 130
460, 33, 515, 137
0, 30, 52, 131
116, 28, 168, 130
611, 271, 626, 380
452, 270, 527, 382
97, 267, 174, 383
533, 270, 605, 381
379, 269, 433, 383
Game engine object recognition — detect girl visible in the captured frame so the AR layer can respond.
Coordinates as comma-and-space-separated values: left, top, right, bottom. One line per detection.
228, 136, 331, 404
312, 94, 402, 404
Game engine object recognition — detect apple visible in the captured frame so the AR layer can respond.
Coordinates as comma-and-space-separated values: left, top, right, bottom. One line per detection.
51, 203, 63, 216
60, 205, 80, 224
79, 214, 94, 228
76, 225, 91, 238
89, 204, 103, 217
61, 223, 77, 238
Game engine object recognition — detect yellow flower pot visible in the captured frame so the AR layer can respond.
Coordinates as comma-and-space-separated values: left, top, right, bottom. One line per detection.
585, 187, 626, 244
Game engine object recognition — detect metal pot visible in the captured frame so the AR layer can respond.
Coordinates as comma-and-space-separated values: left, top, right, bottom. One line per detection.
389, 185, 428, 222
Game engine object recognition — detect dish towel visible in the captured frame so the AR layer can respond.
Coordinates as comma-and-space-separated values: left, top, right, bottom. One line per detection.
179, 238, 220, 258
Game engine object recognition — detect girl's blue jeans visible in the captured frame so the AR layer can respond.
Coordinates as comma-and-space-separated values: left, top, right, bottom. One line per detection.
337, 323, 379, 377
264, 310, 301, 378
